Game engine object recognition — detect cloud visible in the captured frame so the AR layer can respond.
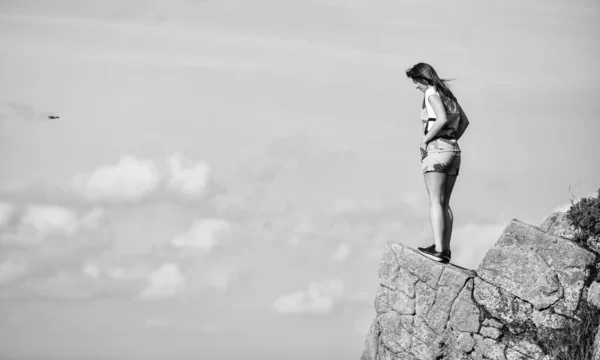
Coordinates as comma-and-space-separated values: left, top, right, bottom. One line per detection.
451, 223, 507, 269
272, 278, 345, 314
0, 202, 16, 227
332, 243, 350, 262
81, 261, 149, 282
171, 218, 231, 253
19, 204, 80, 239
2, 204, 105, 246
137, 263, 186, 301
67, 153, 216, 202
0, 259, 29, 285
80, 207, 105, 229
70, 155, 161, 201
0, 204, 113, 298
166, 152, 211, 197
1, 199, 237, 300
82, 263, 101, 279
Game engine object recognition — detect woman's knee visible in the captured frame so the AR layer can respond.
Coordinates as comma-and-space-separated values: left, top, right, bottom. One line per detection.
429, 195, 445, 207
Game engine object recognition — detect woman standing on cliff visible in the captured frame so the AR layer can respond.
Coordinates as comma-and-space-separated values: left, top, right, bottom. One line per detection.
406, 63, 470, 264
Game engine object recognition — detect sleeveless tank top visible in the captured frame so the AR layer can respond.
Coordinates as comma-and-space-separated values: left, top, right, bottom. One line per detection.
421, 87, 461, 153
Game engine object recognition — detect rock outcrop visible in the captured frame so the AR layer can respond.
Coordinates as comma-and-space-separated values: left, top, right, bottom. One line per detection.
362, 216, 600, 360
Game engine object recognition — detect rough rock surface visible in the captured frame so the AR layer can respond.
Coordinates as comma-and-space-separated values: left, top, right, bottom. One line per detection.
478, 219, 595, 317
540, 211, 576, 240
589, 281, 600, 309
541, 210, 600, 254
362, 215, 598, 360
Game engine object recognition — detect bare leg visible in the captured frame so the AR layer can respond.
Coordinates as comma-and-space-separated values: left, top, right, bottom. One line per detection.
424, 172, 447, 251
442, 174, 458, 251
443, 207, 453, 251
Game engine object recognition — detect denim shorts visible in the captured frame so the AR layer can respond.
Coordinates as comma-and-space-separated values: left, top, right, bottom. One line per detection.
421, 138, 462, 175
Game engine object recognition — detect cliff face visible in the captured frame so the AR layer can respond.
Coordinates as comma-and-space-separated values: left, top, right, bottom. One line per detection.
362, 214, 600, 360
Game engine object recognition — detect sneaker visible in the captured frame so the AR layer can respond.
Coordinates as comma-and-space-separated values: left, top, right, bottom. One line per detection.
417, 244, 436, 254
441, 250, 452, 263
418, 244, 447, 263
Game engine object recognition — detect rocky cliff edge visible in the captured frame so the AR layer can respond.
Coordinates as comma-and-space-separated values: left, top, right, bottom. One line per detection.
361, 214, 600, 360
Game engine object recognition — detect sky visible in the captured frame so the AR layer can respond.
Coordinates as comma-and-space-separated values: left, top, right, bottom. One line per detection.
0, 0, 598, 359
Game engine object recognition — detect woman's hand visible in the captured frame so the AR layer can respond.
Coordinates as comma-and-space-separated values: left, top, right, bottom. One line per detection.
420, 140, 428, 160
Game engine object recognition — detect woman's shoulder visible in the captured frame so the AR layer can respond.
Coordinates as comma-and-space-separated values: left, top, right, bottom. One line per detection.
425, 87, 440, 99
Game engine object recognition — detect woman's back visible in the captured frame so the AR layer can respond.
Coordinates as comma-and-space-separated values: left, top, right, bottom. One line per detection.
422, 87, 461, 140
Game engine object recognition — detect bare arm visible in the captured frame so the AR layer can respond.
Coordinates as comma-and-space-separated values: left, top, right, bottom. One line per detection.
422, 94, 447, 144
454, 103, 470, 141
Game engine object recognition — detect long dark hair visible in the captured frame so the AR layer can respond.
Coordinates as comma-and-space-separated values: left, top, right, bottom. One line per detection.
406, 63, 457, 103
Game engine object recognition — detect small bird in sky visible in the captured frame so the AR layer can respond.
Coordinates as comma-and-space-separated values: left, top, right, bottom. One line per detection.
48, 115, 60, 119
